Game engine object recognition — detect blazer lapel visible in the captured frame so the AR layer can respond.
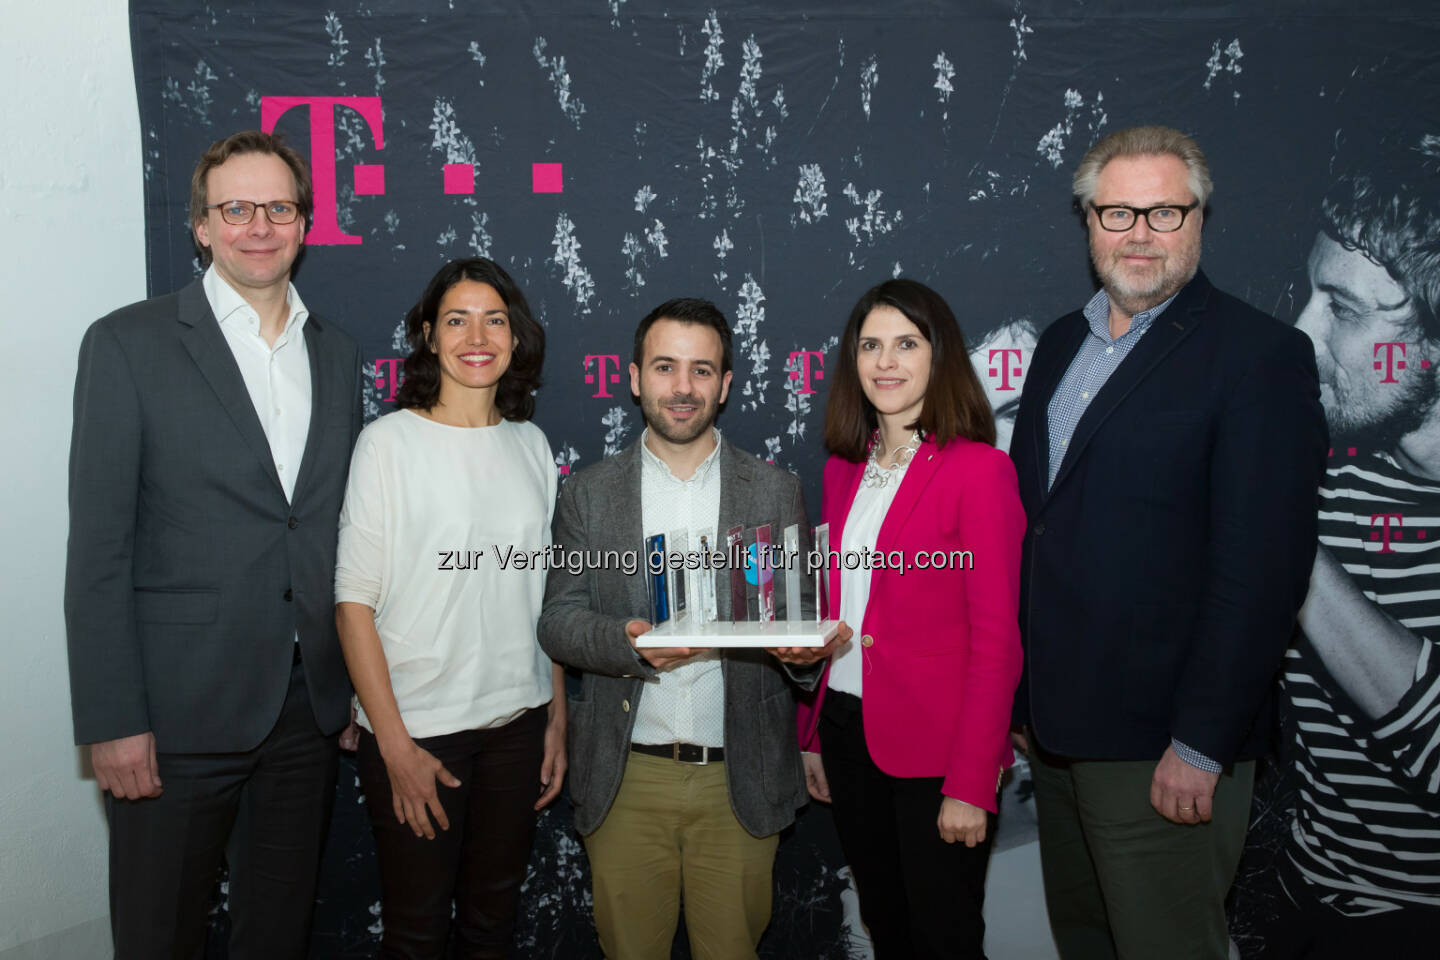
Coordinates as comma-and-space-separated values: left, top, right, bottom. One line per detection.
875, 437, 943, 553
1029, 315, 1087, 502
174, 281, 285, 496
1048, 273, 1212, 496
289, 317, 329, 506
610, 443, 650, 619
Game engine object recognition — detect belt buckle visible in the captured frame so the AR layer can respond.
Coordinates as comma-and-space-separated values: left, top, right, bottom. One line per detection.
673, 743, 709, 765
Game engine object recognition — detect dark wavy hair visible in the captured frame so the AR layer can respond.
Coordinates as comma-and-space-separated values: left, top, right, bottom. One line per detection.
395, 258, 545, 420
1321, 133, 1440, 338
824, 278, 995, 462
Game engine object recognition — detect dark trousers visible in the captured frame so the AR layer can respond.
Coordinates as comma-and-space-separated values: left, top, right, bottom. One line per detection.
1029, 742, 1253, 960
1252, 856, 1440, 959
819, 691, 994, 960
106, 661, 339, 960
356, 707, 546, 960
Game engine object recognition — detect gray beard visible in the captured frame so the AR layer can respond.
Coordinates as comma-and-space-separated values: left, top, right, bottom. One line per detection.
1102, 263, 1197, 317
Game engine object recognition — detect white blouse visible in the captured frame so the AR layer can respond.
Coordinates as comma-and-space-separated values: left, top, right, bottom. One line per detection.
335, 410, 557, 738
828, 460, 910, 697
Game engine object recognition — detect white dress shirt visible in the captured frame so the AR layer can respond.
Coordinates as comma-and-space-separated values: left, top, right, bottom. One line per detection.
828, 459, 909, 697
203, 266, 312, 503
631, 429, 726, 747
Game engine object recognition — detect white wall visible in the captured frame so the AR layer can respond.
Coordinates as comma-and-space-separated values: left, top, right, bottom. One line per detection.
0, 0, 142, 954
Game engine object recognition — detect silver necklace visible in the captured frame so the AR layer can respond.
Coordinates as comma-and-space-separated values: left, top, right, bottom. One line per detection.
862, 430, 921, 488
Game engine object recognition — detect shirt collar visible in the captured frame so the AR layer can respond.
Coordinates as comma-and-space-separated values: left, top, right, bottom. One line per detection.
639, 427, 724, 485
204, 264, 309, 341
1081, 287, 1178, 343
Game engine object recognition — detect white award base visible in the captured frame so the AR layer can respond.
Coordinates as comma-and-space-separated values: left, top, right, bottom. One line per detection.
635, 618, 839, 649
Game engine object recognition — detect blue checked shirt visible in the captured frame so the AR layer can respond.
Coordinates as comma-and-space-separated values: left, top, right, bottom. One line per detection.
1046, 288, 1221, 775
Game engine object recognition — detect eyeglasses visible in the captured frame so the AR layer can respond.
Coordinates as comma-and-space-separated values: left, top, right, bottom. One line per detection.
204, 200, 301, 226
1089, 202, 1199, 233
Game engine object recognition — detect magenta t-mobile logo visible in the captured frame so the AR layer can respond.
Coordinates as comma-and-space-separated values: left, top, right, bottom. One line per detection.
261, 96, 386, 246
988, 348, 1024, 391
260, 95, 564, 247
374, 358, 404, 402
1370, 512, 1405, 553
788, 350, 826, 395
1373, 341, 1432, 383
584, 354, 623, 398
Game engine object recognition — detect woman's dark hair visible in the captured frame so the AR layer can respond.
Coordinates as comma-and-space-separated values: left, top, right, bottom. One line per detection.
395, 258, 545, 420
824, 278, 995, 461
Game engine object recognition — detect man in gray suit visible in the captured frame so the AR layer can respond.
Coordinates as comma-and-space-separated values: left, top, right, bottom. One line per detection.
64, 130, 361, 959
539, 298, 845, 960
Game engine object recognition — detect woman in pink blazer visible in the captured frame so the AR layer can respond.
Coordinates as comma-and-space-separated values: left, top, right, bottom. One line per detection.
797, 278, 1025, 959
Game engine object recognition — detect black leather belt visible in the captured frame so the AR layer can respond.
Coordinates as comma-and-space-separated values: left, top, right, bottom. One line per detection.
632, 742, 724, 764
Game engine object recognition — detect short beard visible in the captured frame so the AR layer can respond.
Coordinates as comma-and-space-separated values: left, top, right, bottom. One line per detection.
1328, 369, 1440, 455
641, 392, 718, 445
1093, 235, 1201, 316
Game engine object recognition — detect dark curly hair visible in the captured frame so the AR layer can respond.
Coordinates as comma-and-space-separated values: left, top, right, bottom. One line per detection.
395, 258, 545, 421
1321, 132, 1440, 338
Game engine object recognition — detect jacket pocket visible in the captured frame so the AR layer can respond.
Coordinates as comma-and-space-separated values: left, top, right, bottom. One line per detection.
134, 588, 218, 624
759, 689, 805, 805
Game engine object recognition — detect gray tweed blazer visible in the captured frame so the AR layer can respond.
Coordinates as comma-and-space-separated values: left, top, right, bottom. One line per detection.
537, 436, 820, 837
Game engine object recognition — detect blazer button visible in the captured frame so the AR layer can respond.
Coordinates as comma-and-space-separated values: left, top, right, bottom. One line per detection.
861, 634, 874, 647
288, 516, 299, 530
622, 699, 631, 712
283, 588, 293, 602
1034, 522, 1046, 536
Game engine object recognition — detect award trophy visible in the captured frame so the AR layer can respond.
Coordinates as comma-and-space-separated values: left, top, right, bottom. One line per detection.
727, 524, 747, 622
644, 533, 669, 625
668, 529, 689, 623
637, 524, 837, 649
813, 522, 831, 620
783, 524, 802, 622
755, 524, 775, 622
696, 533, 717, 624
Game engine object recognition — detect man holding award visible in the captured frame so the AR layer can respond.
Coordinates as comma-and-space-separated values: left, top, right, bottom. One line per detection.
539, 297, 844, 960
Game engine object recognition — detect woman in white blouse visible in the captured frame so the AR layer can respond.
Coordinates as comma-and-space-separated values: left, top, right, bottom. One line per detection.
335, 257, 565, 959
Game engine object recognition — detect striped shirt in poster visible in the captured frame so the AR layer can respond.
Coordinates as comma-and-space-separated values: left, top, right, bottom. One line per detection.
1282, 452, 1440, 916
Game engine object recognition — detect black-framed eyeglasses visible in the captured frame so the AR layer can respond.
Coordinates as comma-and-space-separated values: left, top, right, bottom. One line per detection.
204, 199, 301, 226
1089, 202, 1199, 233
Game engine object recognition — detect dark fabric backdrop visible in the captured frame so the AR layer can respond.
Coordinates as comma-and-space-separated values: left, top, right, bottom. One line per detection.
127, 1, 1440, 956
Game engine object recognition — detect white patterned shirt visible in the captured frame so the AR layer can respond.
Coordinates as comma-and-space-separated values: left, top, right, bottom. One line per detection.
829, 459, 909, 697
631, 428, 725, 747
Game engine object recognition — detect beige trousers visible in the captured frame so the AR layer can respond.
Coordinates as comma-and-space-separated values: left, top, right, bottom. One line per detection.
583, 751, 780, 960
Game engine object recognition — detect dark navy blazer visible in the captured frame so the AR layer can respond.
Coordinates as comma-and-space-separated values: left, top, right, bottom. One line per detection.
1010, 270, 1328, 765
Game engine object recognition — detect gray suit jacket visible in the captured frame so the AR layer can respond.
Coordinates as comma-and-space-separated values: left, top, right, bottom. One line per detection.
538, 437, 820, 837
65, 279, 361, 753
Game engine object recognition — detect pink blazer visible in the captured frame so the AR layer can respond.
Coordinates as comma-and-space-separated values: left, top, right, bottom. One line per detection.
796, 436, 1025, 812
